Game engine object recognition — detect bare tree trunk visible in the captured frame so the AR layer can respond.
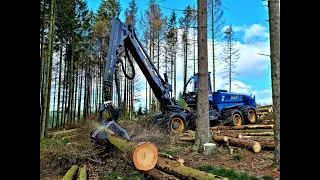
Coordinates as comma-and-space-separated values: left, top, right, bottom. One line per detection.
194, 0, 210, 152
56, 43, 63, 128
174, 49, 177, 99
40, 0, 46, 100
68, 40, 75, 124
41, 0, 55, 138
73, 62, 78, 121
61, 58, 67, 127
78, 63, 83, 120
124, 56, 127, 119
211, 0, 215, 92
149, 36, 152, 113
52, 67, 57, 128
268, 0, 280, 170
156, 33, 160, 112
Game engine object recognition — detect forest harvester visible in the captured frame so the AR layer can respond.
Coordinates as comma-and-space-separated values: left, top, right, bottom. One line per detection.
91, 18, 257, 142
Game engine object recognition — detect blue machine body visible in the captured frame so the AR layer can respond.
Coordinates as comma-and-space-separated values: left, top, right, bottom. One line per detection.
183, 73, 257, 122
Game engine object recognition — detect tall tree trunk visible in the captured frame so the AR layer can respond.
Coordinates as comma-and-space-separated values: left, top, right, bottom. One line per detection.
68, 40, 75, 124
52, 68, 57, 128
149, 36, 152, 113
74, 62, 79, 121
229, 46, 231, 92
193, 33, 196, 75
56, 43, 63, 128
184, 35, 188, 86
40, 0, 46, 100
194, 0, 210, 152
174, 48, 177, 99
211, 0, 215, 92
83, 61, 88, 119
170, 46, 173, 98
124, 56, 127, 119
268, 0, 280, 170
96, 67, 99, 113
78, 63, 83, 120
41, 0, 56, 139
145, 40, 148, 111
156, 33, 160, 112
61, 58, 67, 127
131, 78, 134, 119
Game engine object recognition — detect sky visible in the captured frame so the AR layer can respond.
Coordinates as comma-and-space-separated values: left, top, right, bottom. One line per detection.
86, 0, 273, 110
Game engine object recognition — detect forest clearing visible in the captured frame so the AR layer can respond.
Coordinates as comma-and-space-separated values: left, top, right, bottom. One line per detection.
40, 0, 279, 179
40, 114, 279, 180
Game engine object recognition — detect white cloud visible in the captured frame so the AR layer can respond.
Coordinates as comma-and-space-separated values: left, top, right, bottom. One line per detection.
242, 24, 269, 43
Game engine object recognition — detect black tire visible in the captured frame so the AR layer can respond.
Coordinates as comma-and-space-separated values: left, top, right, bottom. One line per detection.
223, 109, 244, 126
186, 110, 197, 131
160, 112, 187, 134
239, 106, 257, 124
151, 113, 164, 125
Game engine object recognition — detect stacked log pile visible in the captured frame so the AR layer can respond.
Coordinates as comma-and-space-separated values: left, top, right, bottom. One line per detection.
178, 124, 275, 152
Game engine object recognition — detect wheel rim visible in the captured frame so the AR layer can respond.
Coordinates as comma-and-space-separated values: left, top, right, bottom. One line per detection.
248, 110, 256, 123
233, 114, 242, 126
171, 118, 184, 133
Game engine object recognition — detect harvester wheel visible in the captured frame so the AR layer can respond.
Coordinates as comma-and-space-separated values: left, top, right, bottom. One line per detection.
239, 106, 257, 124
186, 110, 197, 131
223, 109, 244, 127
151, 113, 164, 125
160, 112, 186, 134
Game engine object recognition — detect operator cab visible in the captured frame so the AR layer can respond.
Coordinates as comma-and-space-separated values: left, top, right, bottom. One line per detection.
183, 76, 198, 108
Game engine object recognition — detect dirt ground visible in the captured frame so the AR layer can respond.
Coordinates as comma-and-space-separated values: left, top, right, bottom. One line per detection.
40, 115, 280, 180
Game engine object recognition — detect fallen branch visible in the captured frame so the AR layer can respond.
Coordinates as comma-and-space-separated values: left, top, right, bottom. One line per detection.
239, 132, 274, 136
49, 128, 81, 138
62, 165, 79, 180
156, 157, 228, 180
145, 168, 180, 180
210, 125, 274, 130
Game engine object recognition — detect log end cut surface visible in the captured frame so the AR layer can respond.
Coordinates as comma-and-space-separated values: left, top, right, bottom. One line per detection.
133, 142, 158, 171
252, 142, 261, 153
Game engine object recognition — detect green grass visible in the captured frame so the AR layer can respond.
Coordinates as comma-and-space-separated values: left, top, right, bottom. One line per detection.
232, 154, 241, 161
159, 149, 178, 155
40, 139, 70, 146
101, 165, 141, 180
262, 175, 274, 180
195, 165, 265, 180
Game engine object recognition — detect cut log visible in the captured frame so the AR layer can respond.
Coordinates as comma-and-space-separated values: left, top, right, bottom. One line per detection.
239, 132, 274, 136
178, 137, 195, 141
229, 129, 273, 133
78, 164, 87, 180
212, 135, 229, 143
98, 131, 158, 171
258, 140, 275, 150
210, 125, 274, 130
227, 137, 261, 153
145, 168, 180, 180
62, 165, 79, 180
156, 157, 228, 180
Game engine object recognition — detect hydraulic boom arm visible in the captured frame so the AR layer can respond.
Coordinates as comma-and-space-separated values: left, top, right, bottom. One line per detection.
99, 18, 175, 123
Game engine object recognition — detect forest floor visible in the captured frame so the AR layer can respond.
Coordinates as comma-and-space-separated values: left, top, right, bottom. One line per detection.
40, 114, 280, 180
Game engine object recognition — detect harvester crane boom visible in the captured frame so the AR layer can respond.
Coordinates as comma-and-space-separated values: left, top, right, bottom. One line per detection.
100, 18, 175, 123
